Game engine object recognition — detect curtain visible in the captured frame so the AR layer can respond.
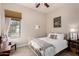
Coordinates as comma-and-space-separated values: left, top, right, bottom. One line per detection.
0, 17, 11, 51
5, 17, 11, 36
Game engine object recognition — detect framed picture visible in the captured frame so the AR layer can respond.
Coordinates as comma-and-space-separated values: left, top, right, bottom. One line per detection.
53, 16, 61, 28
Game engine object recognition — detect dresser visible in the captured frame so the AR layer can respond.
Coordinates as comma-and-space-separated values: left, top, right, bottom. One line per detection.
67, 40, 79, 55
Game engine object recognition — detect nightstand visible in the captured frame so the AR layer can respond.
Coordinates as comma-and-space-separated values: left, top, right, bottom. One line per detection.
67, 40, 79, 55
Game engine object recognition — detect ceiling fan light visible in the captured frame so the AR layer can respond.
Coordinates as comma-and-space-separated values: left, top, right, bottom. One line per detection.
44, 3, 50, 8
35, 3, 49, 8
36, 3, 40, 8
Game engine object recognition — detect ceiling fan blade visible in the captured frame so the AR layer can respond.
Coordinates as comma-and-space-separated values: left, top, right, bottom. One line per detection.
36, 3, 40, 8
44, 3, 49, 8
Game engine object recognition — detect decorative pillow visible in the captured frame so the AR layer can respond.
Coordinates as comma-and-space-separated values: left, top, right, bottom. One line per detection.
50, 35, 57, 39
48, 32, 55, 38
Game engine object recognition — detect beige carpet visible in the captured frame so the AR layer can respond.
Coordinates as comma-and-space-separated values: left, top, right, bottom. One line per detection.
10, 46, 75, 56
10, 46, 36, 56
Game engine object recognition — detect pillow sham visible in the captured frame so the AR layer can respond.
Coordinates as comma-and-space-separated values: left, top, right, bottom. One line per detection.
50, 35, 57, 39
48, 32, 64, 40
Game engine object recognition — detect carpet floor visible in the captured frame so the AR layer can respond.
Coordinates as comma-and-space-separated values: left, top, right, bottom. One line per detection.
10, 46, 36, 56
10, 46, 77, 56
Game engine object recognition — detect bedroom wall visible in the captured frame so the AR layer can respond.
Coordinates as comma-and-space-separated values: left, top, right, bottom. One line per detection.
0, 4, 1, 36
0, 4, 5, 36
2, 3, 46, 47
47, 4, 79, 33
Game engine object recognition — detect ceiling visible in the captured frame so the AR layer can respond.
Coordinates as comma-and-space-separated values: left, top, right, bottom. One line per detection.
18, 3, 65, 14
17, 3, 79, 14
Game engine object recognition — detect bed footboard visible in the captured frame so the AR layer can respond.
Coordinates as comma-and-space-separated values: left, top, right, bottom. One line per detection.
29, 45, 42, 56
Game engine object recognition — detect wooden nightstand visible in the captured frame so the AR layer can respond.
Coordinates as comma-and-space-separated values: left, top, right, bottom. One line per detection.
67, 40, 79, 55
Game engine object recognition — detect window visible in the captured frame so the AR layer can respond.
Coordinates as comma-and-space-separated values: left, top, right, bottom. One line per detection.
8, 18, 21, 38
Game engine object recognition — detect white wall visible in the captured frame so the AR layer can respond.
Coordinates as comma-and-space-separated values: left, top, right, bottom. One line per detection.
0, 4, 1, 36
0, 4, 5, 36
47, 4, 79, 33
2, 3, 46, 47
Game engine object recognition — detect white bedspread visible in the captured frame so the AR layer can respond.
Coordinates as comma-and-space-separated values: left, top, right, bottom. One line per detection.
39, 37, 68, 54
30, 37, 68, 55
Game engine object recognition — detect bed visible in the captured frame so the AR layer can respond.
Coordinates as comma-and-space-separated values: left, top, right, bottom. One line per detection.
29, 33, 68, 56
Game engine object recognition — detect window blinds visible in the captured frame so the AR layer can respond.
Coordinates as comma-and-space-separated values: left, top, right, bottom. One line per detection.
5, 10, 22, 21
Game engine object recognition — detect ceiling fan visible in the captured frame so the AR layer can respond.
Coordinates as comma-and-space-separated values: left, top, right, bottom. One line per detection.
35, 3, 50, 8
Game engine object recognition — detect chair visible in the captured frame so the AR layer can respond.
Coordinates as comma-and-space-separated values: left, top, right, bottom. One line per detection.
0, 36, 10, 56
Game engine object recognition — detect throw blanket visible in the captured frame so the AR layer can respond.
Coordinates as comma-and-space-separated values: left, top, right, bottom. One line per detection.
32, 38, 55, 51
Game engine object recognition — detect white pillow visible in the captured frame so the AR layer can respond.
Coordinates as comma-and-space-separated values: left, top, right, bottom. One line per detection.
56, 33, 64, 40
48, 33, 64, 40
48, 33, 54, 38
